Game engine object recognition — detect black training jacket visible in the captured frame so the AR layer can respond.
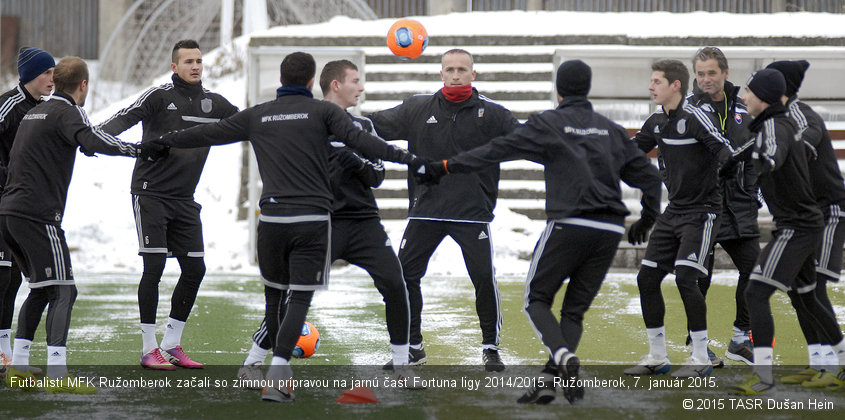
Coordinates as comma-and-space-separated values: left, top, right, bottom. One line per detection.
749, 104, 823, 230
446, 96, 662, 226
0, 92, 140, 225
0, 83, 41, 167
785, 96, 845, 210
98, 74, 238, 200
688, 81, 759, 240
329, 114, 384, 219
633, 97, 734, 214
161, 93, 415, 213
369, 89, 519, 222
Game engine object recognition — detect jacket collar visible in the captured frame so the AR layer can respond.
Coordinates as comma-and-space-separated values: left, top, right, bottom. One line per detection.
51, 91, 76, 106
663, 96, 687, 118
276, 84, 314, 99
749, 103, 788, 133
172, 73, 204, 96
436, 87, 478, 107
556, 95, 592, 111
17, 82, 40, 104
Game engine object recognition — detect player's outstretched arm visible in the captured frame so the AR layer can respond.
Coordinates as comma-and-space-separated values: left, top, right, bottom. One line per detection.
97, 85, 162, 135
446, 117, 546, 174
157, 109, 251, 149
63, 105, 141, 158
331, 106, 416, 165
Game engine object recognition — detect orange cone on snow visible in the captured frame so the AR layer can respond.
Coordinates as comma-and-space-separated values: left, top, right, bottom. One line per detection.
336, 386, 378, 403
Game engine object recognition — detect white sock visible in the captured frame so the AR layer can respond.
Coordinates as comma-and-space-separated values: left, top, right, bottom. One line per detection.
808, 343, 823, 370
0, 329, 12, 360
647, 326, 667, 359
46, 345, 67, 379
392, 343, 409, 366
140, 323, 158, 354
731, 326, 747, 344
690, 330, 709, 362
752, 347, 774, 384
266, 356, 293, 385
409, 343, 423, 351
11, 338, 32, 367
833, 338, 845, 366
553, 347, 570, 365
244, 341, 269, 366
160, 317, 186, 351
821, 345, 838, 371
482, 344, 498, 351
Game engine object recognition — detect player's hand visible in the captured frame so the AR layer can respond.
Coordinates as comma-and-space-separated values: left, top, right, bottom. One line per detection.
411, 158, 447, 186
335, 149, 365, 172
139, 141, 170, 162
718, 156, 739, 178
627, 217, 655, 245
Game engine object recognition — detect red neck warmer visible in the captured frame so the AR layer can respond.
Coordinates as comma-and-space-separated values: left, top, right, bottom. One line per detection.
441, 84, 473, 103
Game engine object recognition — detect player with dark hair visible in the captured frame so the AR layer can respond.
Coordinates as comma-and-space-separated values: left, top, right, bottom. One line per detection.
153, 51, 424, 402
2, 56, 167, 392
369, 48, 519, 371
0, 47, 55, 377
625, 59, 734, 378
728, 69, 845, 395
417, 59, 662, 404
99, 39, 238, 370
766, 60, 845, 388
237, 59, 418, 387
689, 46, 758, 367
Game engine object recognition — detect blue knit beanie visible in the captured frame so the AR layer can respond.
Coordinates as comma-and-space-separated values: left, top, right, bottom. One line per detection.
18, 47, 55, 84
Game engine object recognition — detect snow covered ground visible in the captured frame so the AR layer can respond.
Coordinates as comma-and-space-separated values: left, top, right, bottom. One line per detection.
5, 10, 845, 276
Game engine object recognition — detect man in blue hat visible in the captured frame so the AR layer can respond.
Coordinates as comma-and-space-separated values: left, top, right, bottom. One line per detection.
0, 47, 55, 377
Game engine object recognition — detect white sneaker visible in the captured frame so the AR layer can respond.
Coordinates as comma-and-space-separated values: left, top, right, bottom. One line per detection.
624, 354, 671, 376
237, 362, 264, 390
671, 356, 713, 378
261, 379, 295, 402
395, 365, 425, 389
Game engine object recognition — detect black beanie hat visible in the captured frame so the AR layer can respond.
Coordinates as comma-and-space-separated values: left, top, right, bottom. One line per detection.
746, 69, 785, 105
765, 60, 810, 97
556, 59, 591, 97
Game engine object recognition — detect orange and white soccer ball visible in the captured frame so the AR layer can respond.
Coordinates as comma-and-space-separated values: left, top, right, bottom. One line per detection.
292, 321, 320, 358
386, 19, 429, 60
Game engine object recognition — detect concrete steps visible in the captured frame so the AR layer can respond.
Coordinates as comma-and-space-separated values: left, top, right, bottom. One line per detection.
249, 34, 832, 232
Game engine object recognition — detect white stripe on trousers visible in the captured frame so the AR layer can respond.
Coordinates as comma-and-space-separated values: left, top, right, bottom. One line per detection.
46, 225, 66, 280
818, 204, 841, 271
133, 195, 145, 252
762, 228, 795, 280
523, 221, 556, 354
485, 223, 502, 346
697, 213, 717, 268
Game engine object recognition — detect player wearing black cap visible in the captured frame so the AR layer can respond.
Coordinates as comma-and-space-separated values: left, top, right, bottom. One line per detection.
728, 69, 845, 395
766, 60, 845, 388
418, 59, 662, 404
